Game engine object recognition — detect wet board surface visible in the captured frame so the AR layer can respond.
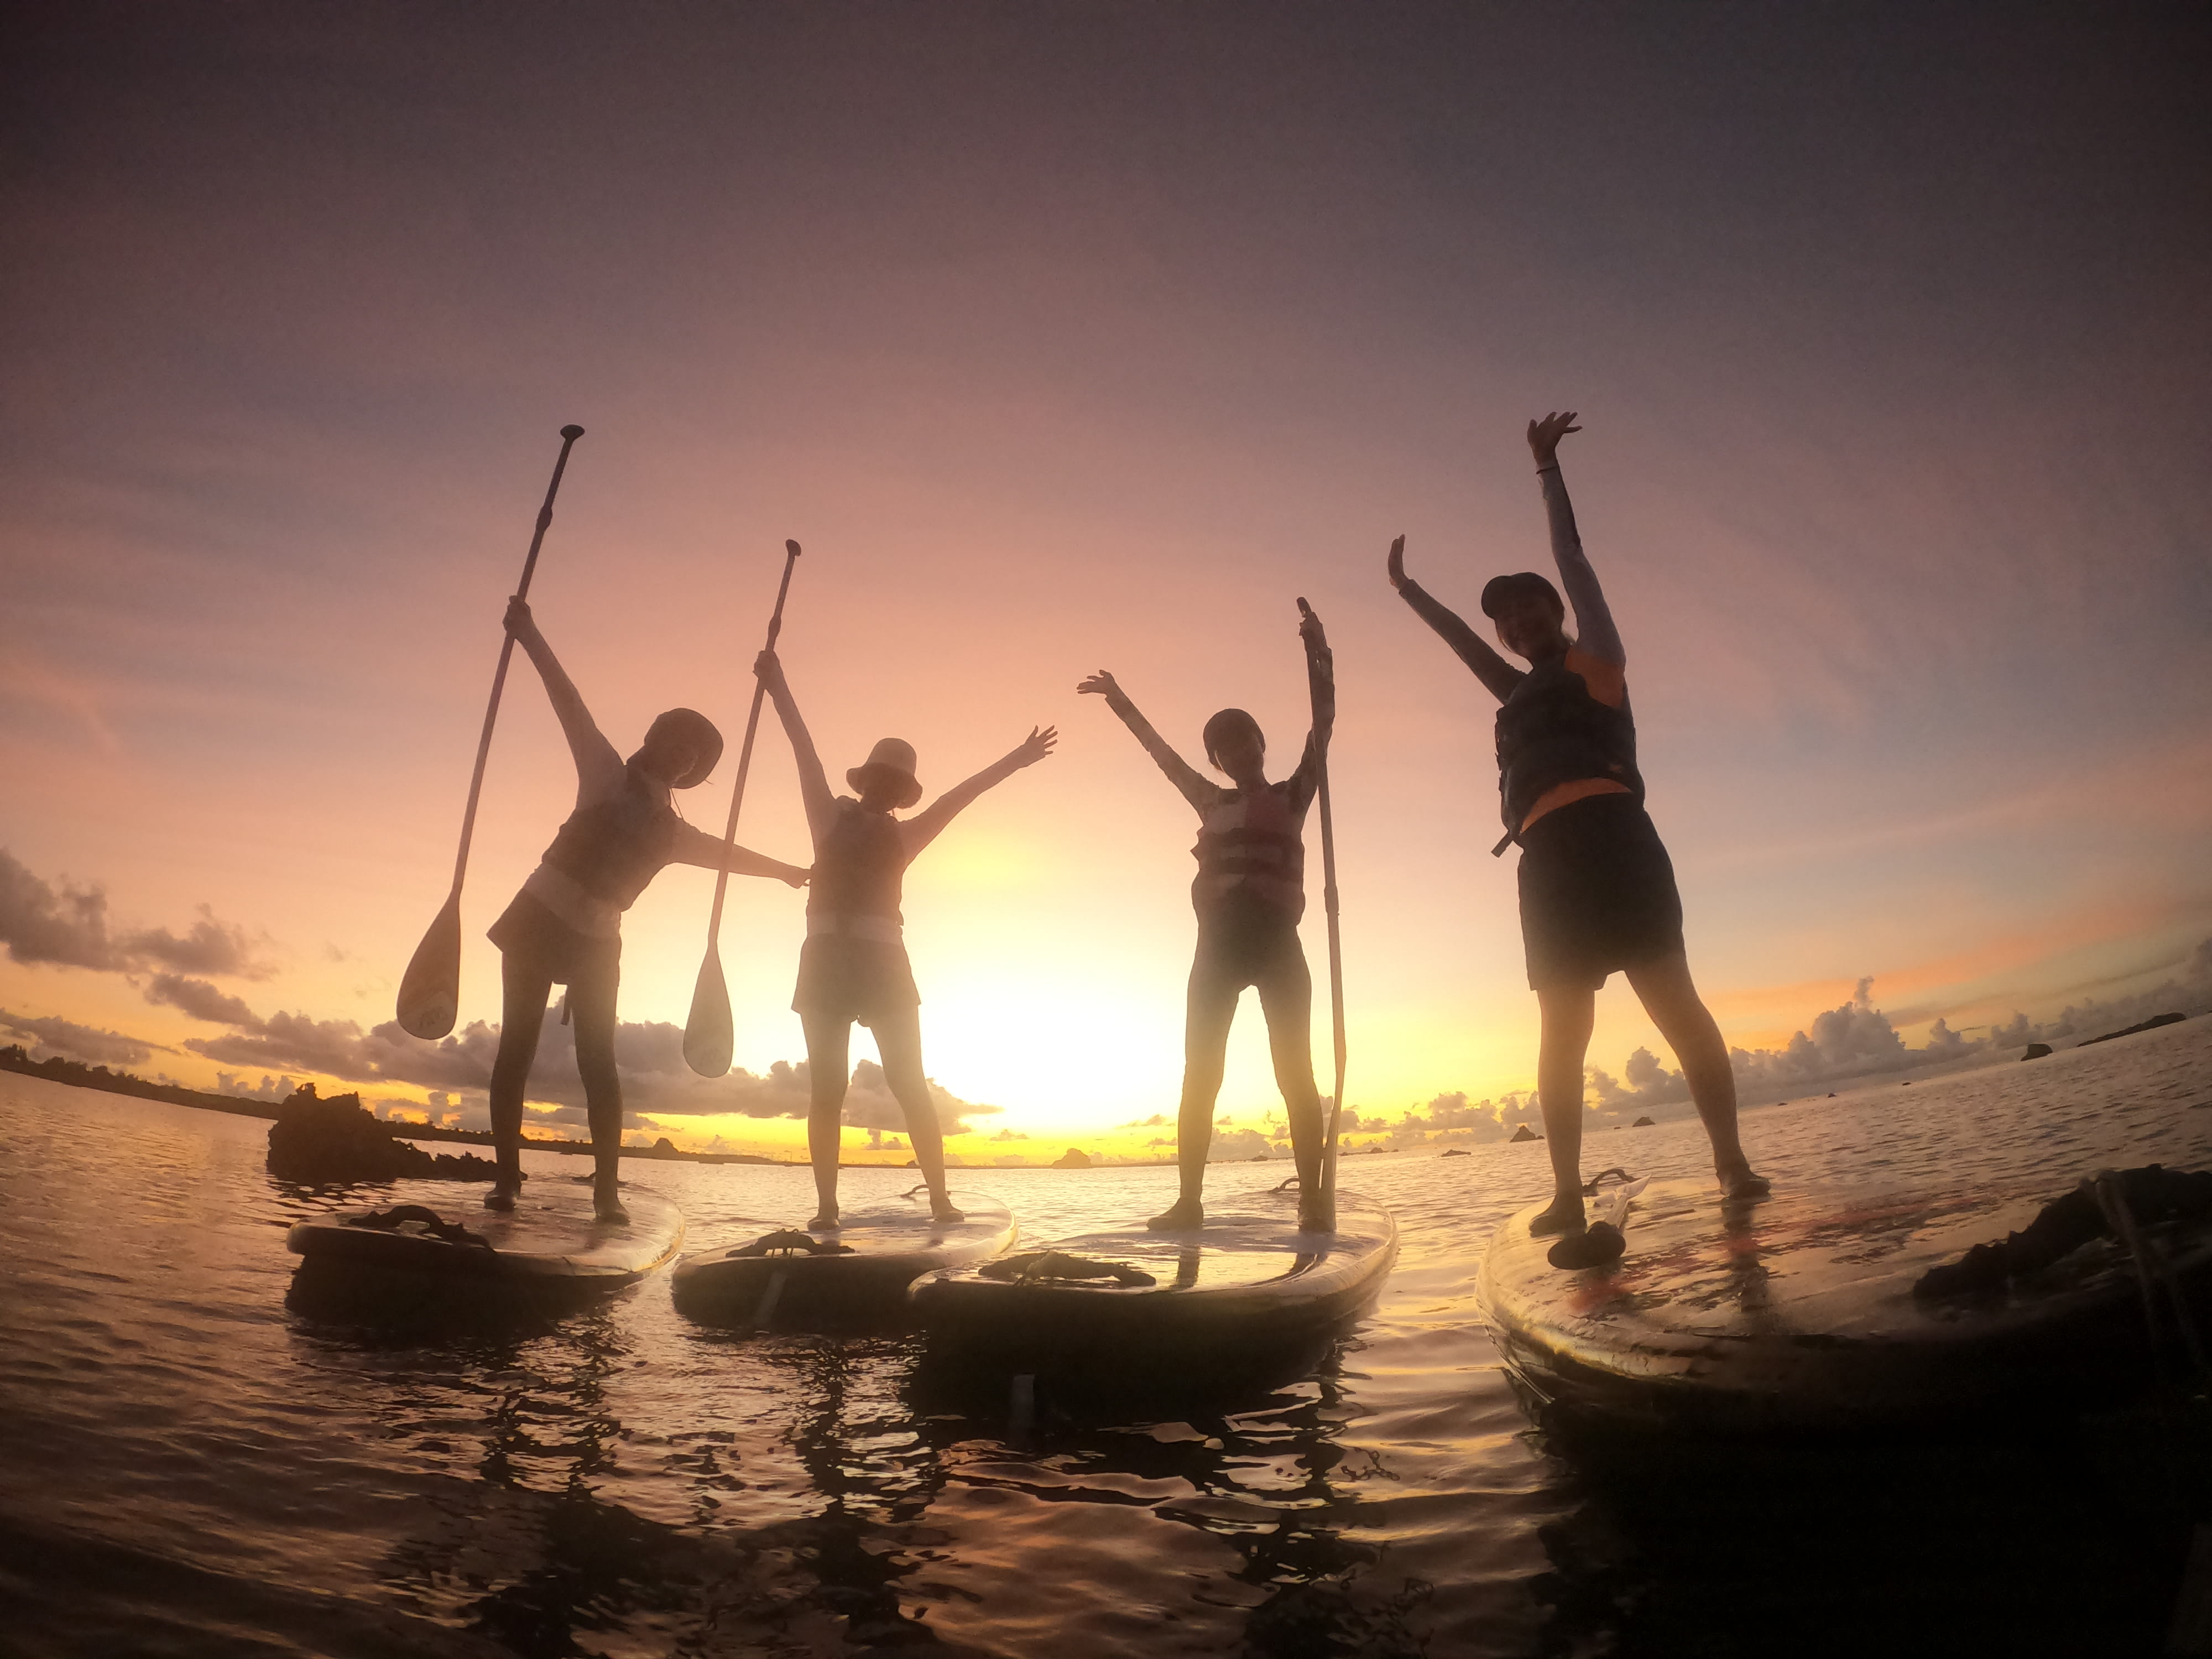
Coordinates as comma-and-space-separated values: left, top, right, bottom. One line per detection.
1478, 1176, 2212, 1433
287, 1178, 683, 1291
913, 1187, 1397, 1376
672, 1190, 1015, 1327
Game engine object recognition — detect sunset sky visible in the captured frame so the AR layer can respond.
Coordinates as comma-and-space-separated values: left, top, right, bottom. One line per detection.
5, 4, 2208, 1161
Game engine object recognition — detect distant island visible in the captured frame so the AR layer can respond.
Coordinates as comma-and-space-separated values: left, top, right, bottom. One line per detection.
0, 1045, 786, 1166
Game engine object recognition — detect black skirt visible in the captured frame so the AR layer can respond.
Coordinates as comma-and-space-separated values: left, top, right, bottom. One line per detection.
1516, 793, 1685, 990
487, 890, 621, 990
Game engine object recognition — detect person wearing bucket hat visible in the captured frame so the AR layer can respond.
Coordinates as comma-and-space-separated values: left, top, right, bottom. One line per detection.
483, 597, 810, 1222
755, 645, 1057, 1229
1076, 604, 1336, 1235
1387, 414, 1767, 1239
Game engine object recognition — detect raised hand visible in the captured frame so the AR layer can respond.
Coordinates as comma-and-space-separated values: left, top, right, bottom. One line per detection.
1385, 534, 1408, 591
504, 594, 538, 638
1010, 726, 1059, 768
753, 648, 787, 691
1526, 410, 1582, 467
1076, 670, 1122, 698
1296, 601, 1329, 656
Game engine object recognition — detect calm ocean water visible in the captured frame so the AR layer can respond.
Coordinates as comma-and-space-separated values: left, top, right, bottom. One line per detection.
2, 1016, 2209, 1658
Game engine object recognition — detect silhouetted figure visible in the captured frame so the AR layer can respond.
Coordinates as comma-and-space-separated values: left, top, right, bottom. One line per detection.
486, 597, 807, 1223
755, 647, 1056, 1229
1389, 414, 1767, 1236
1078, 608, 1335, 1233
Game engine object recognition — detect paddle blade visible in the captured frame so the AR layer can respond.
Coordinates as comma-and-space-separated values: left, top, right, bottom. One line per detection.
396, 894, 463, 1039
682, 950, 733, 1078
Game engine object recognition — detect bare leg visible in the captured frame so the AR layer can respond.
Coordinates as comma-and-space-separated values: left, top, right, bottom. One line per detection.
800, 1008, 853, 1227
1530, 982, 1597, 1235
568, 958, 628, 1223
1255, 944, 1331, 1232
870, 1006, 963, 1221
487, 952, 555, 1209
1624, 952, 1769, 1198
1153, 948, 1241, 1229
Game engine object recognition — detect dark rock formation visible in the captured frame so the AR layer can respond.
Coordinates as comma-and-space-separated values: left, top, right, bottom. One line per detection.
1631, 1115, 1655, 1128
2078, 1013, 2186, 1048
1052, 1147, 1093, 1168
1441, 1147, 1469, 1158
2020, 1042, 2053, 1061
1509, 1124, 1541, 1143
267, 1084, 497, 1183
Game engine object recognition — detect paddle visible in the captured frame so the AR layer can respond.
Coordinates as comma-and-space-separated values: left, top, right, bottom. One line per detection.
682, 539, 803, 1077
395, 424, 586, 1040
1296, 597, 1347, 1222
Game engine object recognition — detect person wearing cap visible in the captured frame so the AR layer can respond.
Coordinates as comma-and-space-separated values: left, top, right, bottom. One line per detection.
1387, 413, 1767, 1237
484, 596, 810, 1222
1076, 604, 1335, 1235
753, 646, 1057, 1229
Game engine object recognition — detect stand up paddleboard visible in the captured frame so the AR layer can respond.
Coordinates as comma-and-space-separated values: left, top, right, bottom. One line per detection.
287, 1178, 683, 1308
1479, 1172, 2212, 1433
672, 1190, 1015, 1329
913, 1186, 1397, 1383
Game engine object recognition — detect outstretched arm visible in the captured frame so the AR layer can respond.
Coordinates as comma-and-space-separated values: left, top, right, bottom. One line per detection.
899, 727, 1058, 860
505, 597, 624, 797
754, 649, 837, 846
1528, 411, 1623, 666
666, 825, 810, 886
1076, 671, 1217, 813
1288, 605, 1335, 801
1386, 538, 1523, 704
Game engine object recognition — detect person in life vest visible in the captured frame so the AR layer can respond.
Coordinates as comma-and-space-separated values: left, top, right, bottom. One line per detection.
1077, 607, 1335, 1234
1388, 413, 1768, 1237
485, 597, 810, 1223
753, 646, 1057, 1229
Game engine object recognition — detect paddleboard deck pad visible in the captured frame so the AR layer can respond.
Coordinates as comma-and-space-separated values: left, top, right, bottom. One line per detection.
1479, 1173, 2212, 1433
287, 1178, 683, 1303
913, 1187, 1397, 1379
672, 1191, 1015, 1328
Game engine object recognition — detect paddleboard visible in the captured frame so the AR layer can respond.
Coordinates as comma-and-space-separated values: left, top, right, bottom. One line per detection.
286, 1178, 683, 1299
912, 1186, 1397, 1379
1479, 1175, 2212, 1433
672, 1189, 1015, 1328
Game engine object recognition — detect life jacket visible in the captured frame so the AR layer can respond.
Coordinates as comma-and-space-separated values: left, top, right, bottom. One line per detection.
1495, 657, 1644, 844
1192, 782, 1306, 921
808, 798, 907, 933
539, 764, 682, 910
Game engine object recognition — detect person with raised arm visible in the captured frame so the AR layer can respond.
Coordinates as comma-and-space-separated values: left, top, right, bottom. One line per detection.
754, 648, 1057, 1229
486, 597, 810, 1223
1077, 608, 1336, 1234
1388, 413, 1768, 1237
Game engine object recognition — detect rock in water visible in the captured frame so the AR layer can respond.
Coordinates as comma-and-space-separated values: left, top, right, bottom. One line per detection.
1053, 1147, 1094, 1168
267, 1084, 497, 1183
1509, 1124, 1541, 1143
2020, 1043, 2053, 1061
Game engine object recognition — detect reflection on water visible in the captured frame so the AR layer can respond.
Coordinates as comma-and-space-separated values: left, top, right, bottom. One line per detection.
2, 1016, 2210, 1656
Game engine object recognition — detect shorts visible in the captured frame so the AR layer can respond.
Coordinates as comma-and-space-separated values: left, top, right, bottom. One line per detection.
488, 890, 621, 990
1193, 885, 1306, 990
1516, 793, 1685, 990
792, 933, 921, 1029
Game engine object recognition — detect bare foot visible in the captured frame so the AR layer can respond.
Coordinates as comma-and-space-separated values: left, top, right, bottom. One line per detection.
1529, 1192, 1587, 1237
931, 1202, 967, 1225
1147, 1197, 1204, 1232
593, 1178, 629, 1225
1719, 1162, 1772, 1202
483, 1181, 519, 1212
807, 1209, 840, 1232
1297, 1196, 1337, 1235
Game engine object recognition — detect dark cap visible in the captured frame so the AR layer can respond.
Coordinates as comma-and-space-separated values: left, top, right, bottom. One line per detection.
1479, 571, 1564, 619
